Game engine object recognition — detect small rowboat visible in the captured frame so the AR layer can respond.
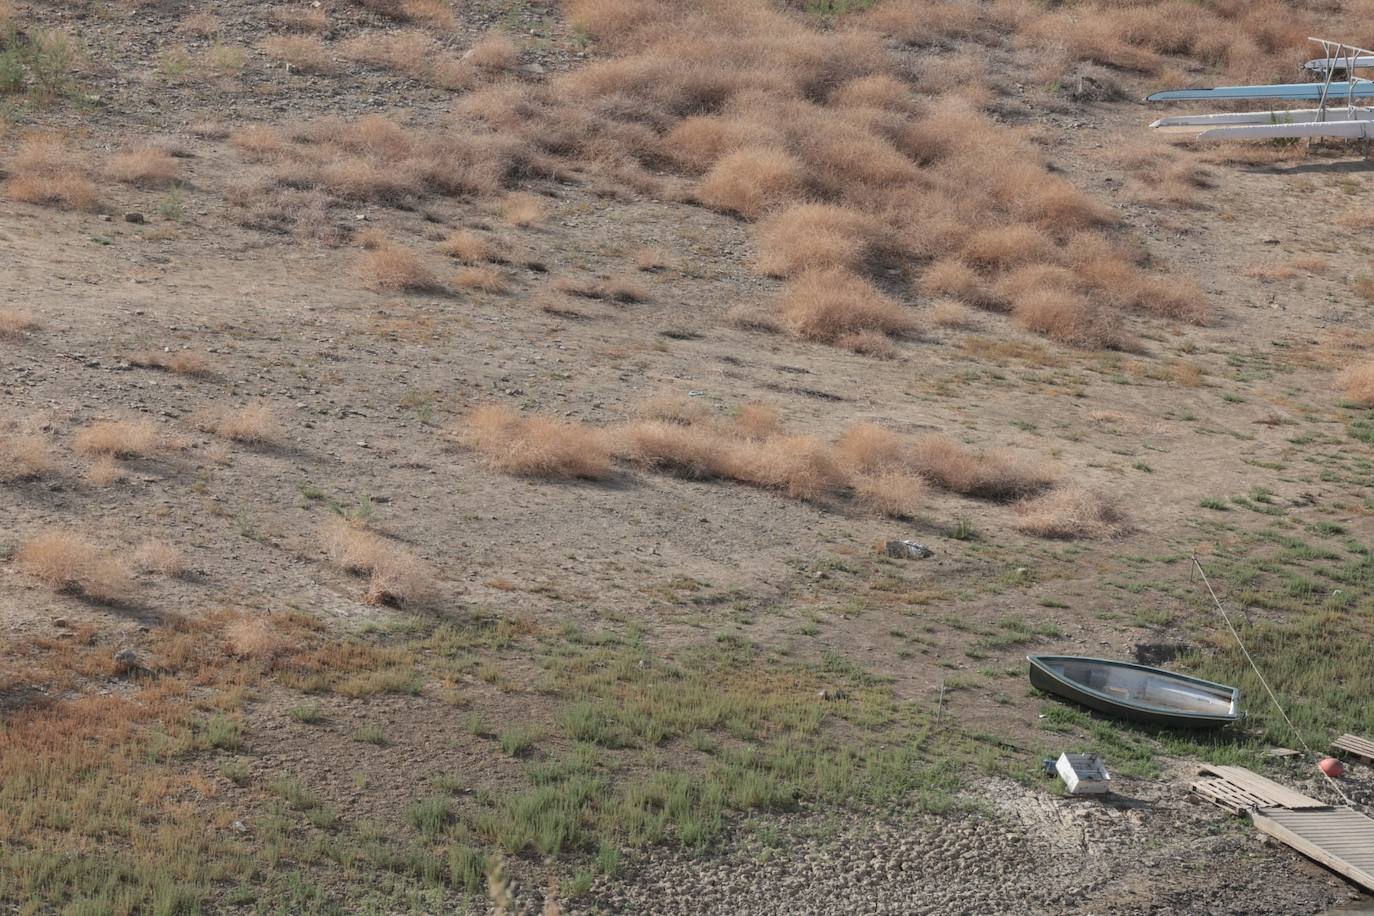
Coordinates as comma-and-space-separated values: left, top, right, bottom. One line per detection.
1028, 655, 1243, 729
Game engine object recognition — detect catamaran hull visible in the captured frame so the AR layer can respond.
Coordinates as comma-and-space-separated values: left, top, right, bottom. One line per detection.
1306, 56, 1374, 71
1151, 107, 1374, 128
1147, 81, 1374, 103
1195, 119, 1374, 140
1027, 655, 1243, 729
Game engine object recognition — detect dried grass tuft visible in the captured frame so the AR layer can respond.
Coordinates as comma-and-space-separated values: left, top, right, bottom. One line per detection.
1340, 363, 1374, 407
133, 540, 188, 577
0, 431, 53, 482
17, 531, 133, 604
319, 516, 433, 606
3, 136, 98, 210
459, 405, 612, 479
195, 404, 282, 445
1014, 487, 1132, 539
778, 269, 914, 344
73, 419, 160, 458
698, 148, 805, 220
0, 308, 37, 337
910, 434, 1055, 500
360, 241, 443, 291
105, 147, 179, 188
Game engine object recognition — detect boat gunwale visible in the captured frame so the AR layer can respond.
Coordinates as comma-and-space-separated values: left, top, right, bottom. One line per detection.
1027, 654, 1243, 722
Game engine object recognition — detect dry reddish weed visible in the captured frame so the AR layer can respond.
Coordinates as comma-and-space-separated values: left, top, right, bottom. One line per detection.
319, 517, 433, 606
0, 308, 37, 337
133, 540, 188, 577
778, 269, 914, 343
460, 405, 612, 479
105, 147, 179, 188
1014, 488, 1132, 540
17, 532, 133, 604
2, 136, 98, 210
72, 419, 160, 458
359, 242, 443, 291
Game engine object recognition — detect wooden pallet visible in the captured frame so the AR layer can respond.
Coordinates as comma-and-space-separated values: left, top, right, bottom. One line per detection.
1252, 807, 1374, 893
1332, 733, 1374, 764
1191, 776, 1277, 814
1190, 765, 1326, 814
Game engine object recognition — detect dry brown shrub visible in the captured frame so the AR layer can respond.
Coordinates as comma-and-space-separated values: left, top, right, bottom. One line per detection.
225, 617, 292, 658
911, 434, 1055, 500
460, 405, 611, 479
73, 419, 160, 458
603, 275, 649, 303
698, 148, 805, 220
1011, 287, 1127, 350
454, 266, 509, 292
733, 403, 781, 440
919, 259, 992, 306
400, 0, 454, 27
778, 269, 914, 343
838, 330, 899, 359
319, 517, 433, 606
261, 35, 336, 73
133, 540, 188, 577
756, 204, 876, 277
731, 435, 845, 502
106, 147, 179, 188
635, 247, 669, 271
465, 35, 519, 70
271, 5, 329, 31
1132, 275, 1208, 324
613, 420, 732, 479
928, 299, 979, 329
835, 423, 906, 476
636, 391, 711, 426
501, 192, 545, 227
0, 308, 37, 337
179, 10, 222, 36
359, 242, 442, 291
960, 224, 1057, 270
1014, 488, 1131, 540
661, 116, 781, 172
127, 349, 215, 377
863, 0, 981, 46
853, 470, 927, 519
228, 125, 289, 160
17, 532, 133, 604
0, 432, 53, 482
727, 304, 783, 333
1340, 363, 1374, 407
829, 74, 918, 112
196, 404, 282, 445
438, 229, 496, 263
2, 136, 98, 210
86, 456, 126, 487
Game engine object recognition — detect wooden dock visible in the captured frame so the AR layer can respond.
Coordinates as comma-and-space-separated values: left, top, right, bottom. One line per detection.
1252, 807, 1374, 894
1332, 733, 1374, 765
1190, 764, 1326, 814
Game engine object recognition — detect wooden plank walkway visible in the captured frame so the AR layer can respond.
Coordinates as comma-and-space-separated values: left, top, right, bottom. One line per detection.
1193, 765, 1327, 812
1333, 733, 1374, 764
1252, 807, 1374, 893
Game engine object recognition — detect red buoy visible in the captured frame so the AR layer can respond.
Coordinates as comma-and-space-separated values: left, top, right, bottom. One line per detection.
1319, 757, 1345, 778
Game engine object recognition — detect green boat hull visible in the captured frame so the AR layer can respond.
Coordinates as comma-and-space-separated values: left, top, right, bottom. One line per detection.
1028, 655, 1242, 729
